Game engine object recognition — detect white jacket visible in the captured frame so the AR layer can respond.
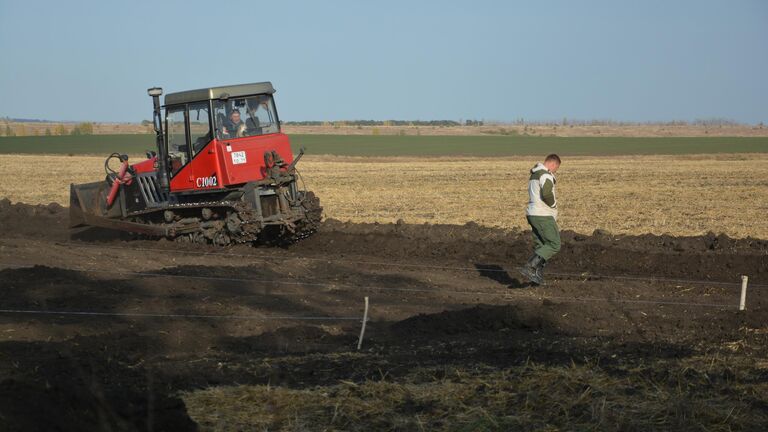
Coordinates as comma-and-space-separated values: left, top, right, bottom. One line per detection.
525, 163, 558, 219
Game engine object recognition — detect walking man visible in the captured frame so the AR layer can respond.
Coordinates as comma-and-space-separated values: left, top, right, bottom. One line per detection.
519, 154, 561, 285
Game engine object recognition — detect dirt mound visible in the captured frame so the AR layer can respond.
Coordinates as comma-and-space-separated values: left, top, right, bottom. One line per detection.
390, 305, 545, 337
300, 219, 768, 284
220, 326, 354, 354
1, 198, 765, 284
0, 264, 90, 283
154, 264, 284, 280
317, 218, 768, 255
3, 200, 766, 254
580, 230, 768, 254
0, 199, 765, 284
0, 199, 67, 240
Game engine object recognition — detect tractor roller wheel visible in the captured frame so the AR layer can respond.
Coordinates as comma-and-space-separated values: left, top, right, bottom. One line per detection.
213, 231, 231, 247
283, 190, 322, 244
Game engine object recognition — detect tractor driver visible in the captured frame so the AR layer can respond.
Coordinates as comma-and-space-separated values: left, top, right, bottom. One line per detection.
222, 109, 245, 138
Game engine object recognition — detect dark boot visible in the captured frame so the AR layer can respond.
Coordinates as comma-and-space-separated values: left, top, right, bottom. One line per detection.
533, 258, 547, 285
518, 254, 544, 285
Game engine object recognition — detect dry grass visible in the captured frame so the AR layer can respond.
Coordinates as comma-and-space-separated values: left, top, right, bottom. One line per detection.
299, 154, 768, 238
182, 355, 768, 431
0, 153, 766, 238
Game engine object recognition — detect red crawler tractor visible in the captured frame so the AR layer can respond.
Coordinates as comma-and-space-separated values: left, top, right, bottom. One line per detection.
70, 82, 322, 245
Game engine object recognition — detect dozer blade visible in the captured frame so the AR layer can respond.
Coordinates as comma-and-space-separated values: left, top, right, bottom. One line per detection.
69, 181, 104, 228
69, 182, 170, 237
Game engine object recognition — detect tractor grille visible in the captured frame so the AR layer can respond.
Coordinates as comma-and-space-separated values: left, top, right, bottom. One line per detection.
136, 173, 168, 207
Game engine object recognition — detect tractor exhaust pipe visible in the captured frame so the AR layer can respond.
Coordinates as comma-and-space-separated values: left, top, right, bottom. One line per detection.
148, 87, 169, 193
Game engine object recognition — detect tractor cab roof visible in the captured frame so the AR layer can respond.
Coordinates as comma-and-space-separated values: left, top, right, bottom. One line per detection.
164, 82, 275, 106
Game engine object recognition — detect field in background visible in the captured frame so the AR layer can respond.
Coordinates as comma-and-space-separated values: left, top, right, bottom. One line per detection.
4, 120, 768, 137
283, 123, 768, 137
1, 134, 767, 156
1, 153, 766, 239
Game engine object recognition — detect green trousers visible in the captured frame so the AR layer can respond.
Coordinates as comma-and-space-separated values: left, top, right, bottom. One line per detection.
527, 215, 561, 260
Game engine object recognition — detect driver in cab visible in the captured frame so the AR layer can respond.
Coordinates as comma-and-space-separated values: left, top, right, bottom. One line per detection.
222, 109, 245, 138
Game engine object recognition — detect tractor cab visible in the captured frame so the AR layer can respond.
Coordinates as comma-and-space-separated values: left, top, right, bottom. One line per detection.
134, 82, 294, 196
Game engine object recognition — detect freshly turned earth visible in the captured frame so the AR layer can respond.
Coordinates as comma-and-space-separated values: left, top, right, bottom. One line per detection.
0, 200, 765, 430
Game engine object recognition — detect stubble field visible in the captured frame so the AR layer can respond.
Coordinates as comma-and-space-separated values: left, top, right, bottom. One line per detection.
1, 153, 766, 238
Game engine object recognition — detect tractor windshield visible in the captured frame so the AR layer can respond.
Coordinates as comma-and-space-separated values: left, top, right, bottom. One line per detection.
213, 94, 279, 139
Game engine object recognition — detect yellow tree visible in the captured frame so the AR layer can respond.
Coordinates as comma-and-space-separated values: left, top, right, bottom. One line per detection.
78, 122, 94, 135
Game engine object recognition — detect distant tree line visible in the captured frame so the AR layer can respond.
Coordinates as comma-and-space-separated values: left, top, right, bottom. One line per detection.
509, 117, 746, 127
0, 121, 95, 136
283, 118, 751, 127
3, 117, 54, 123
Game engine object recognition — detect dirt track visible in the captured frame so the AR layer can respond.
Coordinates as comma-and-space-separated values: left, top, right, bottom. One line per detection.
0, 200, 767, 430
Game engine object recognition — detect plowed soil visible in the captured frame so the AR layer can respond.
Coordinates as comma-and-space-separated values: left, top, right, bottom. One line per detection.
0, 199, 766, 431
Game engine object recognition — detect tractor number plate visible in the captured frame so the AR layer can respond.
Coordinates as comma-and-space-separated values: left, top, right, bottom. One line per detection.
231, 151, 247, 165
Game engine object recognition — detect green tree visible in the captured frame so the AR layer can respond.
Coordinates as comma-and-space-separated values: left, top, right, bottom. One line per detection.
45, 128, 52, 136
5, 125, 14, 136
55, 124, 68, 135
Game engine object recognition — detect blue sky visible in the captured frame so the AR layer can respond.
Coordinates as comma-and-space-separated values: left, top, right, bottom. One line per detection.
0, 0, 766, 123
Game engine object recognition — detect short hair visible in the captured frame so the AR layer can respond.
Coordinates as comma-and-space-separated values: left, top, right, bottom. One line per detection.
544, 154, 561, 165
